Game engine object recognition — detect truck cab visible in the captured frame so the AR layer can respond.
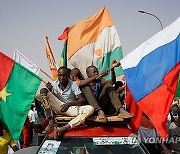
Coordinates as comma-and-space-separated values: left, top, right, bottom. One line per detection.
37, 116, 150, 154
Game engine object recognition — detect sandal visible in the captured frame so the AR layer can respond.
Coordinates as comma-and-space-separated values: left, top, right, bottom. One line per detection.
95, 115, 107, 123
95, 110, 107, 123
118, 108, 134, 119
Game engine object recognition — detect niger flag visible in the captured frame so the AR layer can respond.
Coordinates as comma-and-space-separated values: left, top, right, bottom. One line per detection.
60, 7, 124, 79
0, 51, 41, 141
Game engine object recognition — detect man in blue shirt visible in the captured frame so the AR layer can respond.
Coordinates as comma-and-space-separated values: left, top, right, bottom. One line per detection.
85, 61, 134, 122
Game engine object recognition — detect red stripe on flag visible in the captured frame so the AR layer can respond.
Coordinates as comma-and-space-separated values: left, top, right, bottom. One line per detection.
58, 27, 69, 41
0, 52, 14, 90
138, 62, 180, 138
125, 87, 142, 133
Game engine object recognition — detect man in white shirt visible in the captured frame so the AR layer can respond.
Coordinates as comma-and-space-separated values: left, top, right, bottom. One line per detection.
40, 67, 94, 138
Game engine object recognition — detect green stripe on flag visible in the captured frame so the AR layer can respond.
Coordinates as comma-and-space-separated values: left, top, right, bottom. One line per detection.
0, 62, 41, 141
176, 75, 180, 97
59, 42, 67, 67
98, 46, 124, 80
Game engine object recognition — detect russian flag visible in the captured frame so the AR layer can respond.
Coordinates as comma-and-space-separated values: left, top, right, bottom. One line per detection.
121, 17, 180, 138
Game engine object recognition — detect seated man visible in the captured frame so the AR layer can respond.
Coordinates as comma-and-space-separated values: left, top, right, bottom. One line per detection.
70, 60, 133, 122
85, 61, 134, 121
70, 68, 107, 122
40, 66, 94, 137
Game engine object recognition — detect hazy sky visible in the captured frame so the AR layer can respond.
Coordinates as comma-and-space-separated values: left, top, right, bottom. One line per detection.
0, 0, 179, 84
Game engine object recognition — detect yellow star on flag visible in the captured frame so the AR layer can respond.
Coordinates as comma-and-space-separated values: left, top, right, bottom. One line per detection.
0, 87, 11, 102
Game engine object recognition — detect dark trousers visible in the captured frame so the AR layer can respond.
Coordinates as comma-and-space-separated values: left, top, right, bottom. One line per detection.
81, 86, 101, 112
82, 83, 123, 115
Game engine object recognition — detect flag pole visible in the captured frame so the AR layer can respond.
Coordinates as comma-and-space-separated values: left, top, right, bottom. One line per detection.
44, 36, 58, 80
44, 36, 58, 70
36, 133, 48, 154
40, 69, 54, 81
41, 79, 48, 85
107, 61, 121, 72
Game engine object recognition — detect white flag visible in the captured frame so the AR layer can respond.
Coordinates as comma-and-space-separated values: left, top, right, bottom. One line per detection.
13, 49, 40, 75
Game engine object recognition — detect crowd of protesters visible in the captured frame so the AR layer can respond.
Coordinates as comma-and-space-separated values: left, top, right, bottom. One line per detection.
1, 63, 179, 154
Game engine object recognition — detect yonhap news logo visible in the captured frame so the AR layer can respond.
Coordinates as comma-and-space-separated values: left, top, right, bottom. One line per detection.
143, 135, 180, 144
128, 133, 180, 148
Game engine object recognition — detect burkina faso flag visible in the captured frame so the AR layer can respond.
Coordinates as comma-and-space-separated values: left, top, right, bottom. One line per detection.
0, 51, 41, 141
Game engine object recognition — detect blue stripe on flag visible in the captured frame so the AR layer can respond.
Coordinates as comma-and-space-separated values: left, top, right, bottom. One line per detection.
124, 34, 180, 102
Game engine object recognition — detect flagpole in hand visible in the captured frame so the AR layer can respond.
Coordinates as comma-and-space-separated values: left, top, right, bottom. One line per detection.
107, 60, 121, 72
97, 60, 121, 79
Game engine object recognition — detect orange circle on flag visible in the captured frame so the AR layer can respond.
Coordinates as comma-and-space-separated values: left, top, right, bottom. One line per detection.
95, 49, 102, 56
